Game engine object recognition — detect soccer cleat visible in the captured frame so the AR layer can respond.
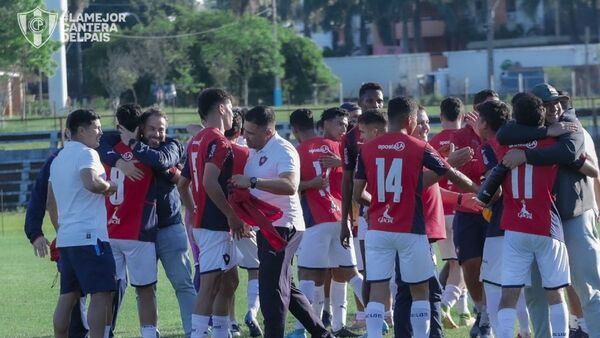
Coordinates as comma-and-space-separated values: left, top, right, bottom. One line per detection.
478, 322, 492, 338
284, 329, 307, 338
469, 312, 481, 338
244, 312, 263, 337
441, 308, 459, 329
322, 310, 332, 329
381, 320, 389, 335
230, 322, 241, 337
332, 326, 361, 337
459, 312, 476, 327
571, 327, 589, 338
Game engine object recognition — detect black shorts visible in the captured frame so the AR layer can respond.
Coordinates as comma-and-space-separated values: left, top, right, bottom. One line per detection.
452, 212, 487, 264
58, 240, 117, 295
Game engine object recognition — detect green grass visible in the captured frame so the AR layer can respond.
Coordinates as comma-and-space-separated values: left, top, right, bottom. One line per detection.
0, 211, 471, 337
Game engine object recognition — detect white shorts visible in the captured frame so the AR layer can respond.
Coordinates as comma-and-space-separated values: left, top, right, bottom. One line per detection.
481, 236, 503, 286
354, 237, 364, 271
365, 230, 434, 283
110, 239, 157, 287
193, 228, 238, 274
236, 235, 259, 270
297, 222, 357, 269
357, 216, 368, 240
501, 230, 570, 289
437, 215, 457, 260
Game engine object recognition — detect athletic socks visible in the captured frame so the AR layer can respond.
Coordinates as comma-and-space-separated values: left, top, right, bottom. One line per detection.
247, 279, 260, 319
355, 311, 365, 321
410, 300, 431, 338
349, 274, 364, 305
365, 302, 385, 338
331, 280, 348, 331
103, 326, 111, 338
324, 297, 332, 317
516, 291, 531, 336
297, 280, 316, 330
141, 325, 157, 338
474, 301, 490, 326
497, 308, 517, 338
441, 284, 462, 309
457, 288, 470, 314
191, 314, 210, 338
579, 317, 589, 333
483, 283, 501, 333
211, 315, 230, 338
313, 285, 325, 320
549, 302, 568, 337
570, 314, 579, 329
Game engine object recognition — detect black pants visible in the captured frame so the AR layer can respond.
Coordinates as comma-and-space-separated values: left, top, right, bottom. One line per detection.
393, 254, 444, 338
257, 228, 330, 338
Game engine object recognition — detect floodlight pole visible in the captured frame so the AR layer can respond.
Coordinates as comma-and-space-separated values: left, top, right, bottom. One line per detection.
273, 0, 282, 107
46, 0, 68, 114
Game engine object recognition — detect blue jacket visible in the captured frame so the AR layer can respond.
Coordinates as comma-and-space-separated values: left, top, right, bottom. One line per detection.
24, 149, 61, 243
98, 133, 184, 228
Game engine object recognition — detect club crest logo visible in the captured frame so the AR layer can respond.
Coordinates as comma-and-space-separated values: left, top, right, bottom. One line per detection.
18, 7, 59, 48
122, 152, 133, 161
259, 156, 268, 166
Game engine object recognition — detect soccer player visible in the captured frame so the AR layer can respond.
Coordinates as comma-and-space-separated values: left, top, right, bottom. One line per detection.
474, 99, 531, 338
226, 109, 263, 337
482, 93, 570, 338
429, 97, 471, 329
353, 97, 477, 338
102, 105, 159, 338
48, 109, 117, 338
99, 106, 196, 338
291, 108, 363, 337
496, 83, 600, 338
178, 88, 246, 338
339, 83, 385, 327
450, 89, 500, 336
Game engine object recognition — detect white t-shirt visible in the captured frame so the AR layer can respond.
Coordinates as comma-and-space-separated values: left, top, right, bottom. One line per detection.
583, 129, 598, 213
244, 132, 305, 231
50, 141, 109, 247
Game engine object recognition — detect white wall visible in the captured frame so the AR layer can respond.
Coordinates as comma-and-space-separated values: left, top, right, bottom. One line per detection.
324, 54, 432, 99
444, 43, 600, 95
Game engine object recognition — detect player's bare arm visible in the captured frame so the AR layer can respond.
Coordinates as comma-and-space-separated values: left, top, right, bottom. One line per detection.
299, 176, 328, 192
445, 167, 478, 193
80, 168, 117, 195
31, 183, 55, 258
177, 176, 196, 213
232, 172, 298, 196
578, 158, 599, 178
319, 154, 342, 168
116, 158, 144, 181
204, 163, 248, 239
352, 179, 370, 207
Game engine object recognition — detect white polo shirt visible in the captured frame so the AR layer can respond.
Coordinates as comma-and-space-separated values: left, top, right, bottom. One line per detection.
244, 132, 305, 231
50, 141, 109, 247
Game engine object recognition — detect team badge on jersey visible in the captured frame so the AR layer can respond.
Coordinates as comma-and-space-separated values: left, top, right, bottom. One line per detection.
122, 152, 133, 161
259, 156, 268, 166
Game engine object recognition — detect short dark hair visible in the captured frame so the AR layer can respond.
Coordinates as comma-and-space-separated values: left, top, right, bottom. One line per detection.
478, 100, 511, 132
513, 93, 545, 127
245, 105, 276, 127
116, 103, 143, 132
340, 102, 360, 113
387, 96, 418, 124
511, 92, 529, 107
67, 109, 101, 135
357, 109, 387, 127
197, 88, 232, 121
439, 97, 463, 122
225, 108, 244, 140
140, 107, 168, 126
473, 89, 499, 106
289, 108, 314, 132
359, 82, 384, 98
321, 107, 349, 123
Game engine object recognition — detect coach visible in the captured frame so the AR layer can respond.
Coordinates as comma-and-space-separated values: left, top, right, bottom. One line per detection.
231, 106, 333, 338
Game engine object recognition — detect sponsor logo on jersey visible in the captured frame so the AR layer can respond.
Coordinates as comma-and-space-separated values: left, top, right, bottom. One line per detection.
378, 204, 394, 224
108, 208, 121, 225
207, 143, 216, 159
509, 140, 538, 149
308, 145, 331, 154
121, 152, 133, 161
377, 141, 405, 151
518, 199, 533, 220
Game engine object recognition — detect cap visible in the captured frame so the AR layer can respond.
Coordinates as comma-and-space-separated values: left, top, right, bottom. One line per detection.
531, 83, 569, 103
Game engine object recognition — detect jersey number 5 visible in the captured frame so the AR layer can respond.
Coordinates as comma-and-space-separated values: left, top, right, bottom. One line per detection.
375, 158, 403, 203
109, 168, 125, 205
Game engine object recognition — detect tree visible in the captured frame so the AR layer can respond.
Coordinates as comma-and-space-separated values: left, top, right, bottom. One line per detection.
94, 48, 139, 110
200, 15, 283, 105
279, 27, 337, 104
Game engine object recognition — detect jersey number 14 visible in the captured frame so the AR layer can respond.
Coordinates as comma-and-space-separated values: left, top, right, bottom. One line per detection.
375, 158, 403, 203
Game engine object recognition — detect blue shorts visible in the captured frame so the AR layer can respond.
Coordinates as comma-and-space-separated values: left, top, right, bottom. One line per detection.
452, 212, 487, 264
58, 240, 117, 295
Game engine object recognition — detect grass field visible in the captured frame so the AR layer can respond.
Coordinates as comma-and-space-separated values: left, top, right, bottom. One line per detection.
0, 211, 471, 337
